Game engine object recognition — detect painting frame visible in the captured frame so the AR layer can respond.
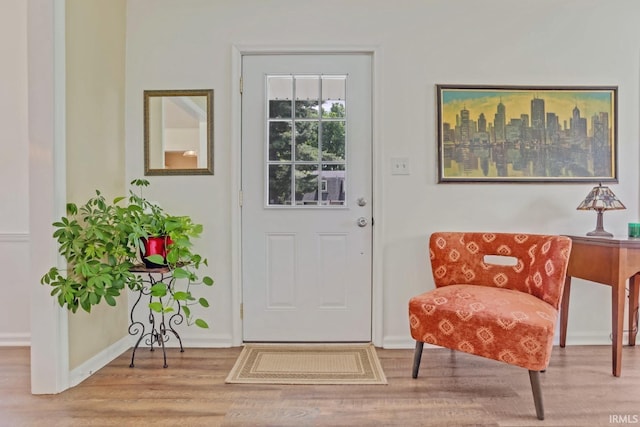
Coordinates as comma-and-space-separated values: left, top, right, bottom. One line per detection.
437, 84, 618, 183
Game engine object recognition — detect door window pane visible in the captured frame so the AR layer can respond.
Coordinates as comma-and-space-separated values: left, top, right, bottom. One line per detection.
294, 165, 319, 205
269, 122, 292, 161
268, 76, 292, 119
268, 164, 292, 205
295, 121, 319, 161
322, 76, 346, 118
320, 164, 346, 206
321, 121, 345, 161
295, 76, 319, 119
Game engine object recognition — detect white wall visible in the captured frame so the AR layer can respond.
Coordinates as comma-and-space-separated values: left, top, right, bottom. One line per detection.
125, 0, 640, 348
0, 0, 30, 346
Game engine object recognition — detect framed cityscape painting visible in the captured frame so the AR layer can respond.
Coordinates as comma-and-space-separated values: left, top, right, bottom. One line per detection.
436, 85, 618, 183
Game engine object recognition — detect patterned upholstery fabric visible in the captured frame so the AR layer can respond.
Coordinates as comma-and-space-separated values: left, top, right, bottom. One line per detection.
409, 232, 572, 371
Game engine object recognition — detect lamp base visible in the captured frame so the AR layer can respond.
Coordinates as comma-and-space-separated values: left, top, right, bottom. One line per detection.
586, 210, 613, 238
586, 229, 613, 238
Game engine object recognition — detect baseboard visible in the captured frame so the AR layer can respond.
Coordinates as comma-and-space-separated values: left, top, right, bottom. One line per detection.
381, 335, 415, 349
131, 333, 234, 349
559, 331, 620, 346
180, 333, 234, 348
68, 336, 131, 388
0, 332, 30, 346
383, 332, 620, 350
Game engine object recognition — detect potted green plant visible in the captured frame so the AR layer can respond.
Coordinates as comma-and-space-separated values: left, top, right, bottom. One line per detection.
40, 179, 214, 328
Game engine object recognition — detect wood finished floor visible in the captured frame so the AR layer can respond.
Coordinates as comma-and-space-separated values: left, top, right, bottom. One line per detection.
1, 345, 639, 426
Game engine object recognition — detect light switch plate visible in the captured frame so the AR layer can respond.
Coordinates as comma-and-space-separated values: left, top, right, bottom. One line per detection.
391, 157, 410, 175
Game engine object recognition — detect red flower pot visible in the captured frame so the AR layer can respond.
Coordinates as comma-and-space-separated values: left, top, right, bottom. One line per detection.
141, 236, 172, 268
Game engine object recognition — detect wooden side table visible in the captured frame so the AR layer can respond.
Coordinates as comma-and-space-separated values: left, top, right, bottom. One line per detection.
560, 235, 640, 376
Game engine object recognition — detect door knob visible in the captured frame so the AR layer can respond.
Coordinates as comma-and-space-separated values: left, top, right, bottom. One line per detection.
357, 217, 368, 227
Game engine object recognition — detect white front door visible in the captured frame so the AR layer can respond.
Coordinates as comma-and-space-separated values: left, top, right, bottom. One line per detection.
241, 53, 372, 341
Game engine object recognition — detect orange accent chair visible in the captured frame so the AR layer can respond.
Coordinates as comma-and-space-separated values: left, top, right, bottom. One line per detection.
409, 232, 572, 420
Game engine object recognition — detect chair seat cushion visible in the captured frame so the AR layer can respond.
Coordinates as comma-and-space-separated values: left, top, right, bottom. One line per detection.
409, 284, 558, 371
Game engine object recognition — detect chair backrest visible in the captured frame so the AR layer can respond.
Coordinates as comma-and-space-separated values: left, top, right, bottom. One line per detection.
429, 232, 572, 309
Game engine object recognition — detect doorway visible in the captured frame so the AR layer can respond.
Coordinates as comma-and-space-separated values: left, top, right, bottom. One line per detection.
241, 53, 373, 341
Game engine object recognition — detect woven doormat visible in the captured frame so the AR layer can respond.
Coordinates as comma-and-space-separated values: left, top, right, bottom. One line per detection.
225, 343, 387, 385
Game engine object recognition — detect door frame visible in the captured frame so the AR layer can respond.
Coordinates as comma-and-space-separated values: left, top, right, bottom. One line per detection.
230, 45, 384, 346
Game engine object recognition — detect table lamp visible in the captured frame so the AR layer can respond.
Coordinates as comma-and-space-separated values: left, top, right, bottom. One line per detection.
576, 183, 625, 237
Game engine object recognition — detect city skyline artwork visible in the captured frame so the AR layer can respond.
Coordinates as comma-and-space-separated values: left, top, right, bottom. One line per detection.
437, 85, 617, 183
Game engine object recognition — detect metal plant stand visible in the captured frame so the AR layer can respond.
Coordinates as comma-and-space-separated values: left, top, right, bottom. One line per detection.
128, 265, 184, 368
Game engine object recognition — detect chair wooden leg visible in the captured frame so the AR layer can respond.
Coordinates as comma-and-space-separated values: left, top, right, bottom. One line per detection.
412, 341, 424, 378
528, 370, 544, 420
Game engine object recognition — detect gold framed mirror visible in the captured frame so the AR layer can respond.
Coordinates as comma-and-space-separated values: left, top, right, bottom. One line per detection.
144, 89, 214, 175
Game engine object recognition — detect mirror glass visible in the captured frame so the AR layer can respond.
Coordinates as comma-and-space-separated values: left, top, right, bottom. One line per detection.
144, 89, 214, 175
